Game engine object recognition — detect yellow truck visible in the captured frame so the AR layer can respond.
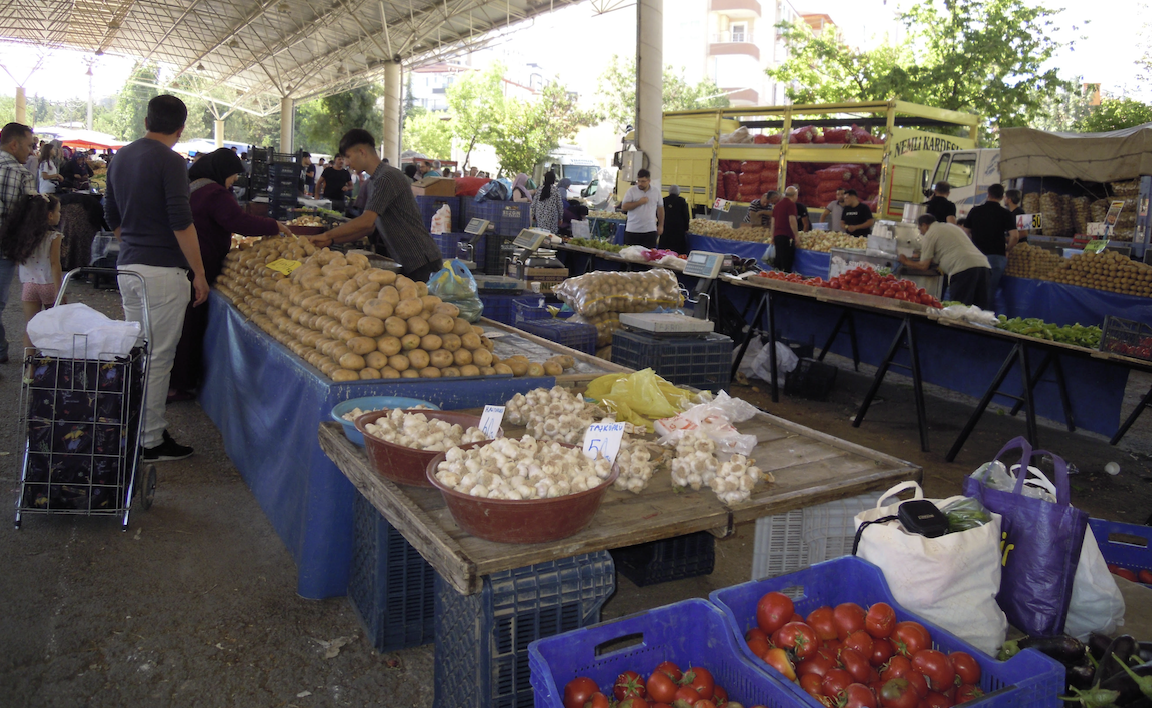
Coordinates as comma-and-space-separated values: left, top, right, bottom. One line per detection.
619, 100, 979, 222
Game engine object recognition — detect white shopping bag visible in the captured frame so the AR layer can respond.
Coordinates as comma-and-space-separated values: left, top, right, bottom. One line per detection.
1064, 527, 1126, 639
854, 481, 1007, 656
28, 303, 141, 361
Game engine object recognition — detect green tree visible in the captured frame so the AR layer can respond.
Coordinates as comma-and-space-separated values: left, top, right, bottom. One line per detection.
298, 85, 383, 154
1075, 96, 1152, 133
597, 56, 731, 132
445, 64, 507, 168
113, 62, 160, 140
766, 24, 911, 104
1030, 85, 1096, 132
402, 106, 453, 159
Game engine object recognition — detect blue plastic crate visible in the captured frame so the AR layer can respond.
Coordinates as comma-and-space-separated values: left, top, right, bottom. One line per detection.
529, 598, 803, 708
483, 234, 517, 275
348, 492, 436, 653
464, 200, 531, 236
1090, 517, 1152, 587
481, 293, 519, 325
611, 330, 733, 391
417, 195, 460, 232
513, 295, 571, 322
516, 319, 598, 355
431, 232, 481, 261
611, 531, 715, 587
436, 552, 615, 708
709, 556, 1065, 708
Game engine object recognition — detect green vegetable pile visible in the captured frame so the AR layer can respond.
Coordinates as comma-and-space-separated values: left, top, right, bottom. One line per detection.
996, 316, 1102, 348
568, 238, 624, 253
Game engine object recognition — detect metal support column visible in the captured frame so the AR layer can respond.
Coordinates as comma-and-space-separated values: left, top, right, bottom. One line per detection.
279, 97, 294, 153
383, 62, 401, 165
946, 343, 1042, 462
214, 119, 225, 148
14, 86, 25, 124
636, 0, 663, 182
1111, 384, 1152, 446
816, 309, 861, 371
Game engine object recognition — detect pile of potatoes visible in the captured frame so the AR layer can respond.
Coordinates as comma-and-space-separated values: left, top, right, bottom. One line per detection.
1045, 250, 1152, 298
215, 237, 577, 381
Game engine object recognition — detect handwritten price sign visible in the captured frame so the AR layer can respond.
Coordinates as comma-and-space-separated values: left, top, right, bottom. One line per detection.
582, 421, 626, 463
479, 405, 505, 439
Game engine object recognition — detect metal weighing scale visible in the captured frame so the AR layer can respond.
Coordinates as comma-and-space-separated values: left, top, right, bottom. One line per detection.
455, 218, 490, 268
616, 250, 727, 335
507, 228, 569, 293
681, 250, 728, 319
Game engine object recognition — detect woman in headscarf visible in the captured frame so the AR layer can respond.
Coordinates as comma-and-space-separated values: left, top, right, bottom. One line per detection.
169, 148, 295, 400
660, 184, 692, 255
511, 172, 532, 202
531, 171, 563, 234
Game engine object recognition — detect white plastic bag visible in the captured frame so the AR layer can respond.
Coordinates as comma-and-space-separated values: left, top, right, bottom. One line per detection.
751, 341, 799, 386
1064, 527, 1126, 639
854, 481, 1008, 655
654, 392, 760, 457
571, 220, 591, 240
28, 303, 141, 361
430, 204, 451, 234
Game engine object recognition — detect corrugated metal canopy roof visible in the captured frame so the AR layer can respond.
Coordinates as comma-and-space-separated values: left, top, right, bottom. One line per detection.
1, 0, 581, 113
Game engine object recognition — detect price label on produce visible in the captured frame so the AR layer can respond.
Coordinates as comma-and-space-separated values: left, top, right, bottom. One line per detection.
1084, 239, 1110, 254
479, 405, 505, 439
266, 258, 302, 276
582, 421, 626, 463
1015, 213, 1042, 230
713, 198, 732, 212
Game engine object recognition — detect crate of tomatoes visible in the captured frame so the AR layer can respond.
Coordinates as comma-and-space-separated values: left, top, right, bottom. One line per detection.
528, 598, 804, 708
709, 556, 1064, 708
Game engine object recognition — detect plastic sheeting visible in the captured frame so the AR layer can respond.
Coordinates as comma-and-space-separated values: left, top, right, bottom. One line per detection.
199, 292, 555, 599
1000, 124, 1152, 183
999, 276, 1152, 328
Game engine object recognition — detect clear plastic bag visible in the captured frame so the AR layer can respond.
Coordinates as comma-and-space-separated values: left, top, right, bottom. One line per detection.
940, 497, 993, 533
654, 392, 760, 457
569, 312, 622, 347
553, 269, 683, 317
427, 259, 484, 323
970, 460, 1057, 503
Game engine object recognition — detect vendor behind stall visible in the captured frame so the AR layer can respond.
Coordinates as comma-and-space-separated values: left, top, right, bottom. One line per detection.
898, 214, 991, 309
60, 151, 94, 191
309, 129, 442, 285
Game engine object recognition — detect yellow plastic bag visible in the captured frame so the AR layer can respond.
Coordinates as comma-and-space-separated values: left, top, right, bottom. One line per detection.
584, 368, 698, 430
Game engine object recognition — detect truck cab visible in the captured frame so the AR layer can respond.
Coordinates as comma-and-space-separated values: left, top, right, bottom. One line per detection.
929, 148, 1002, 219
533, 146, 602, 201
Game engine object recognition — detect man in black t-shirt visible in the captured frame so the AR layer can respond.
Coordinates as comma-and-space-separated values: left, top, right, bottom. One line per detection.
316, 155, 353, 210
965, 183, 1020, 304
1005, 189, 1027, 243
840, 190, 875, 236
300, 152, 316, 197
924, 181, 957, 224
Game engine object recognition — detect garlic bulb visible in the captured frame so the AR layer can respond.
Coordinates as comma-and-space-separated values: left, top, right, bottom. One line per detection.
434, 435, 610, 500
363, 408, 487, 451
612, 433, 660, 494
670, 431, 719, 490
506, 386, 603, 443
708, 454, 773, 505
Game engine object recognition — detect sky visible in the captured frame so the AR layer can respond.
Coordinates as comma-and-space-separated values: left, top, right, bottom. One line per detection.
0, 0, 1147, 105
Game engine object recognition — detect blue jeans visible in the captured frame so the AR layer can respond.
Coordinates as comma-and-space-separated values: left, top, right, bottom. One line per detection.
986, 254, 1007, 307
0, 256, 16, 361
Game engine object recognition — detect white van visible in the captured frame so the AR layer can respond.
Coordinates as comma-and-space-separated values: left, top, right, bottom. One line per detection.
928, 148, 1002, 219
533, 146, 601, 201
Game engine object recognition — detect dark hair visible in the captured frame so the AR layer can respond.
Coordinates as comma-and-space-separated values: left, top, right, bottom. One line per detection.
987, 184, 1005, 200
240, 151, 248, 159
301, 151, 311, 158
145, 95, 188, 135
637, 168, 651, 179
540, 171, 556, 201
0, 194, 60, 263
338, 129, 375, 156
917, 214, 937, 227
188, 148, 244, 187
1, 122, 31, 145
403, 163, 418, 180
934, 181, 951, 194
845, 189, 859, 198
956, 217, 966, 228
1005, 188, 1021, 205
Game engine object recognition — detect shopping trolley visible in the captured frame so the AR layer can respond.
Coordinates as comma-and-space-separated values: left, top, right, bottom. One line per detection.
14, 267, 157, 530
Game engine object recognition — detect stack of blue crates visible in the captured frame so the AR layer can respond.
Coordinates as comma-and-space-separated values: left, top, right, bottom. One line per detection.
462, 200, 531, 237
612, 330, 733, 391
480, 293, 520, 325
513, 296, 597, 354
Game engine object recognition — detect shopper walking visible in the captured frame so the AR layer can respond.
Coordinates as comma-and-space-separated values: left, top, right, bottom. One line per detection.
964, 183, 1019, 304
37, 143, 62, 194
899, 215, 992, 309
531, 171, 563, 234
0, 193, 62, 350
316, 155, 353, 212
620, 169, 664, 248
0, 121, 38, 365
924, 181, 957, 224
660, 185, 691, 255
511, 173, 532, 202
104, 95, 209, 462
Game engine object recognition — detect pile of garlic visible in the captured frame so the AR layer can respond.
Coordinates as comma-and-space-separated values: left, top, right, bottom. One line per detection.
433, 436, 613, 500
363, 409, 487, 451
613, 434, 662, 494
669, 431, 771, 505
342, 404, 428, 422
504, 386, 602, 444
708, 454, 768, 505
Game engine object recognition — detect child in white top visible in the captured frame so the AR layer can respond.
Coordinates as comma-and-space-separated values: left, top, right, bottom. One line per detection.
0, 193, 63, 349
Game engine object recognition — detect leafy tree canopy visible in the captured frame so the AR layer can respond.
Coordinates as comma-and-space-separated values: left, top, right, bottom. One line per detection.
596, 56, 730, 132
1075, 96, 1152, 133
402, 106, 453, 160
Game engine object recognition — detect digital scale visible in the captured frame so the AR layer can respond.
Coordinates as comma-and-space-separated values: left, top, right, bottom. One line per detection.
619, 312, 715, 335
508, 228, 568, 293
680, 250, 728, 319
456, 218, 492, 268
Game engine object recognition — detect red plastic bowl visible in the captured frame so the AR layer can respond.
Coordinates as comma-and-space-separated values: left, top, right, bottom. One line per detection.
424, 441, 619, 543
355, 409, 493, 487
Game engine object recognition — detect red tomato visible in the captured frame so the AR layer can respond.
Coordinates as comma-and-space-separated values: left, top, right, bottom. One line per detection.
764, 647, 797, 682
776, 622, 820, 661
1139, 569, 1152, 584
801, 673, 825, 698
694, 702, 717, 708
881, 656, 913, 682
865, 604, 896, 639
807, 607, 839, 642
947, 652, 980, 686
757, 592, 795, 635
744, 629, 768, 646
1112, 566, 1139, 582
798, 653, 837, 679
912, 651, 955, 693
822, 668, 854, 699
713, 686, 728, 707
618, 698, 649, 708
845, 630, 875, 658
747, 637, 771, 658
842, 648, 873, 683
919, 691, 953, 708
646, 671, 679, 704
904, 672, 929, 698
685, 667, 715, 700
587, 694, 611, 708
564, 677, 599, 708
842, 683, 879, 708
656, 661, 683, 682
892, 622, 931, 657
879, 678, 918, 708
789, 613, 806, 625
674, 685, 703, 704
871, 638, 896, 667
954, 684, 984, 704
614, 671, 646, 701
834, 603, 868, 640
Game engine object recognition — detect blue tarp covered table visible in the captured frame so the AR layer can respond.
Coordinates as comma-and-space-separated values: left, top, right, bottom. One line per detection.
998, 276, 1152, 328
199, 292, 559, 598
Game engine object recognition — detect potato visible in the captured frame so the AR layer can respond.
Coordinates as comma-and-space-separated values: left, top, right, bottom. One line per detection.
301, 331, 321, 347
543, 361, 563, 376
395, 298, 423, 319
398, 285, 418, 301
363, 299, 394, 320
493, 363, 513, 375
319, 359, 338, 377
351, 292, 376, 310
453, 348, 473, 366
441, 367, 461, 378
376, 336, 402, 356
420, 334, 443, 352
557, 355, 575, 369
420, 295, 442, 312
337, 329, 357, 343
367, 269, 396, 285
460, 332, 482, 350
379, 285, 400, 305
428, 314, 454, 334
356, 316, 385, 338
348, 336, 376, 355
346, 252, 369, 268
388, 354, 410, 371
430, 349, 454, 368
459, 364, 480, 377
415, 282, 428, 298
400, 333, 421, 351
340, 310, 362, 329
440, 333, 461, 352
301, 294, 325, 311
394, 275, 414, 291
400, 369, 419, 379
337, 280, 359, 304
331, 344, 351, 360
479, 366, 496, 376
434, 302, 460, 319
332, 369, 359, 382
381, 366, 400, 379
384, 316, 407, 337
481, 336, 494, 351
527, 362, 545, 377
471, 325, 484, 336
407, 349, 430, 369
418, 366, 441, 378
357, 281, 382, 295
406, 316, 430, 337
365, 351, 389, 370
507, 359, 528, 376
359, 368, 381, 380
471, 348, 493, 367
353, 270, 374, 288
452, 318, 473, 336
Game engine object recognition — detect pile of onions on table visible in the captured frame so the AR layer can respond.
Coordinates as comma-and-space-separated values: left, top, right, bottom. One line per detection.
433, 436, 613, 500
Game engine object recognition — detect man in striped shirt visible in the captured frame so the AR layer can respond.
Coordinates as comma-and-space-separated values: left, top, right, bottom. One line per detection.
0, 122, 38, 364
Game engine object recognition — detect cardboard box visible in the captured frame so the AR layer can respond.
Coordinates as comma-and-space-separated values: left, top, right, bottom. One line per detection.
411, 177, 456, 197
515, 265, 569, 293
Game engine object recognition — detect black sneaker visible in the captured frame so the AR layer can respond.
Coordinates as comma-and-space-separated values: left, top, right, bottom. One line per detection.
143, 431, 193, 462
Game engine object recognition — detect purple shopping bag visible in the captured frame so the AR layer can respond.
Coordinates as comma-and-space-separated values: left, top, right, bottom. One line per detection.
963, 437, 1087, 637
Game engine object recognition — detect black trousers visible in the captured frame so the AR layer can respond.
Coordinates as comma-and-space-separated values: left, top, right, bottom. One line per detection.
949, 267, 991, 310
406, 259, 442, 286
774, 235, 796, 273
624, 230, 658, 248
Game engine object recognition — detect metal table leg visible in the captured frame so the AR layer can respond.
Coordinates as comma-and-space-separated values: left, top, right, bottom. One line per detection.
729, 292, 768, 385
946, 343, 1037, 462
1111, 383, 1152, 446
852, 317, 929, 451
816, 309, 861, 371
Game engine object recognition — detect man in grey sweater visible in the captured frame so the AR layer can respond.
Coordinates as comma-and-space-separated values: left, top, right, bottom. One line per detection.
105, 95, 208, 462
